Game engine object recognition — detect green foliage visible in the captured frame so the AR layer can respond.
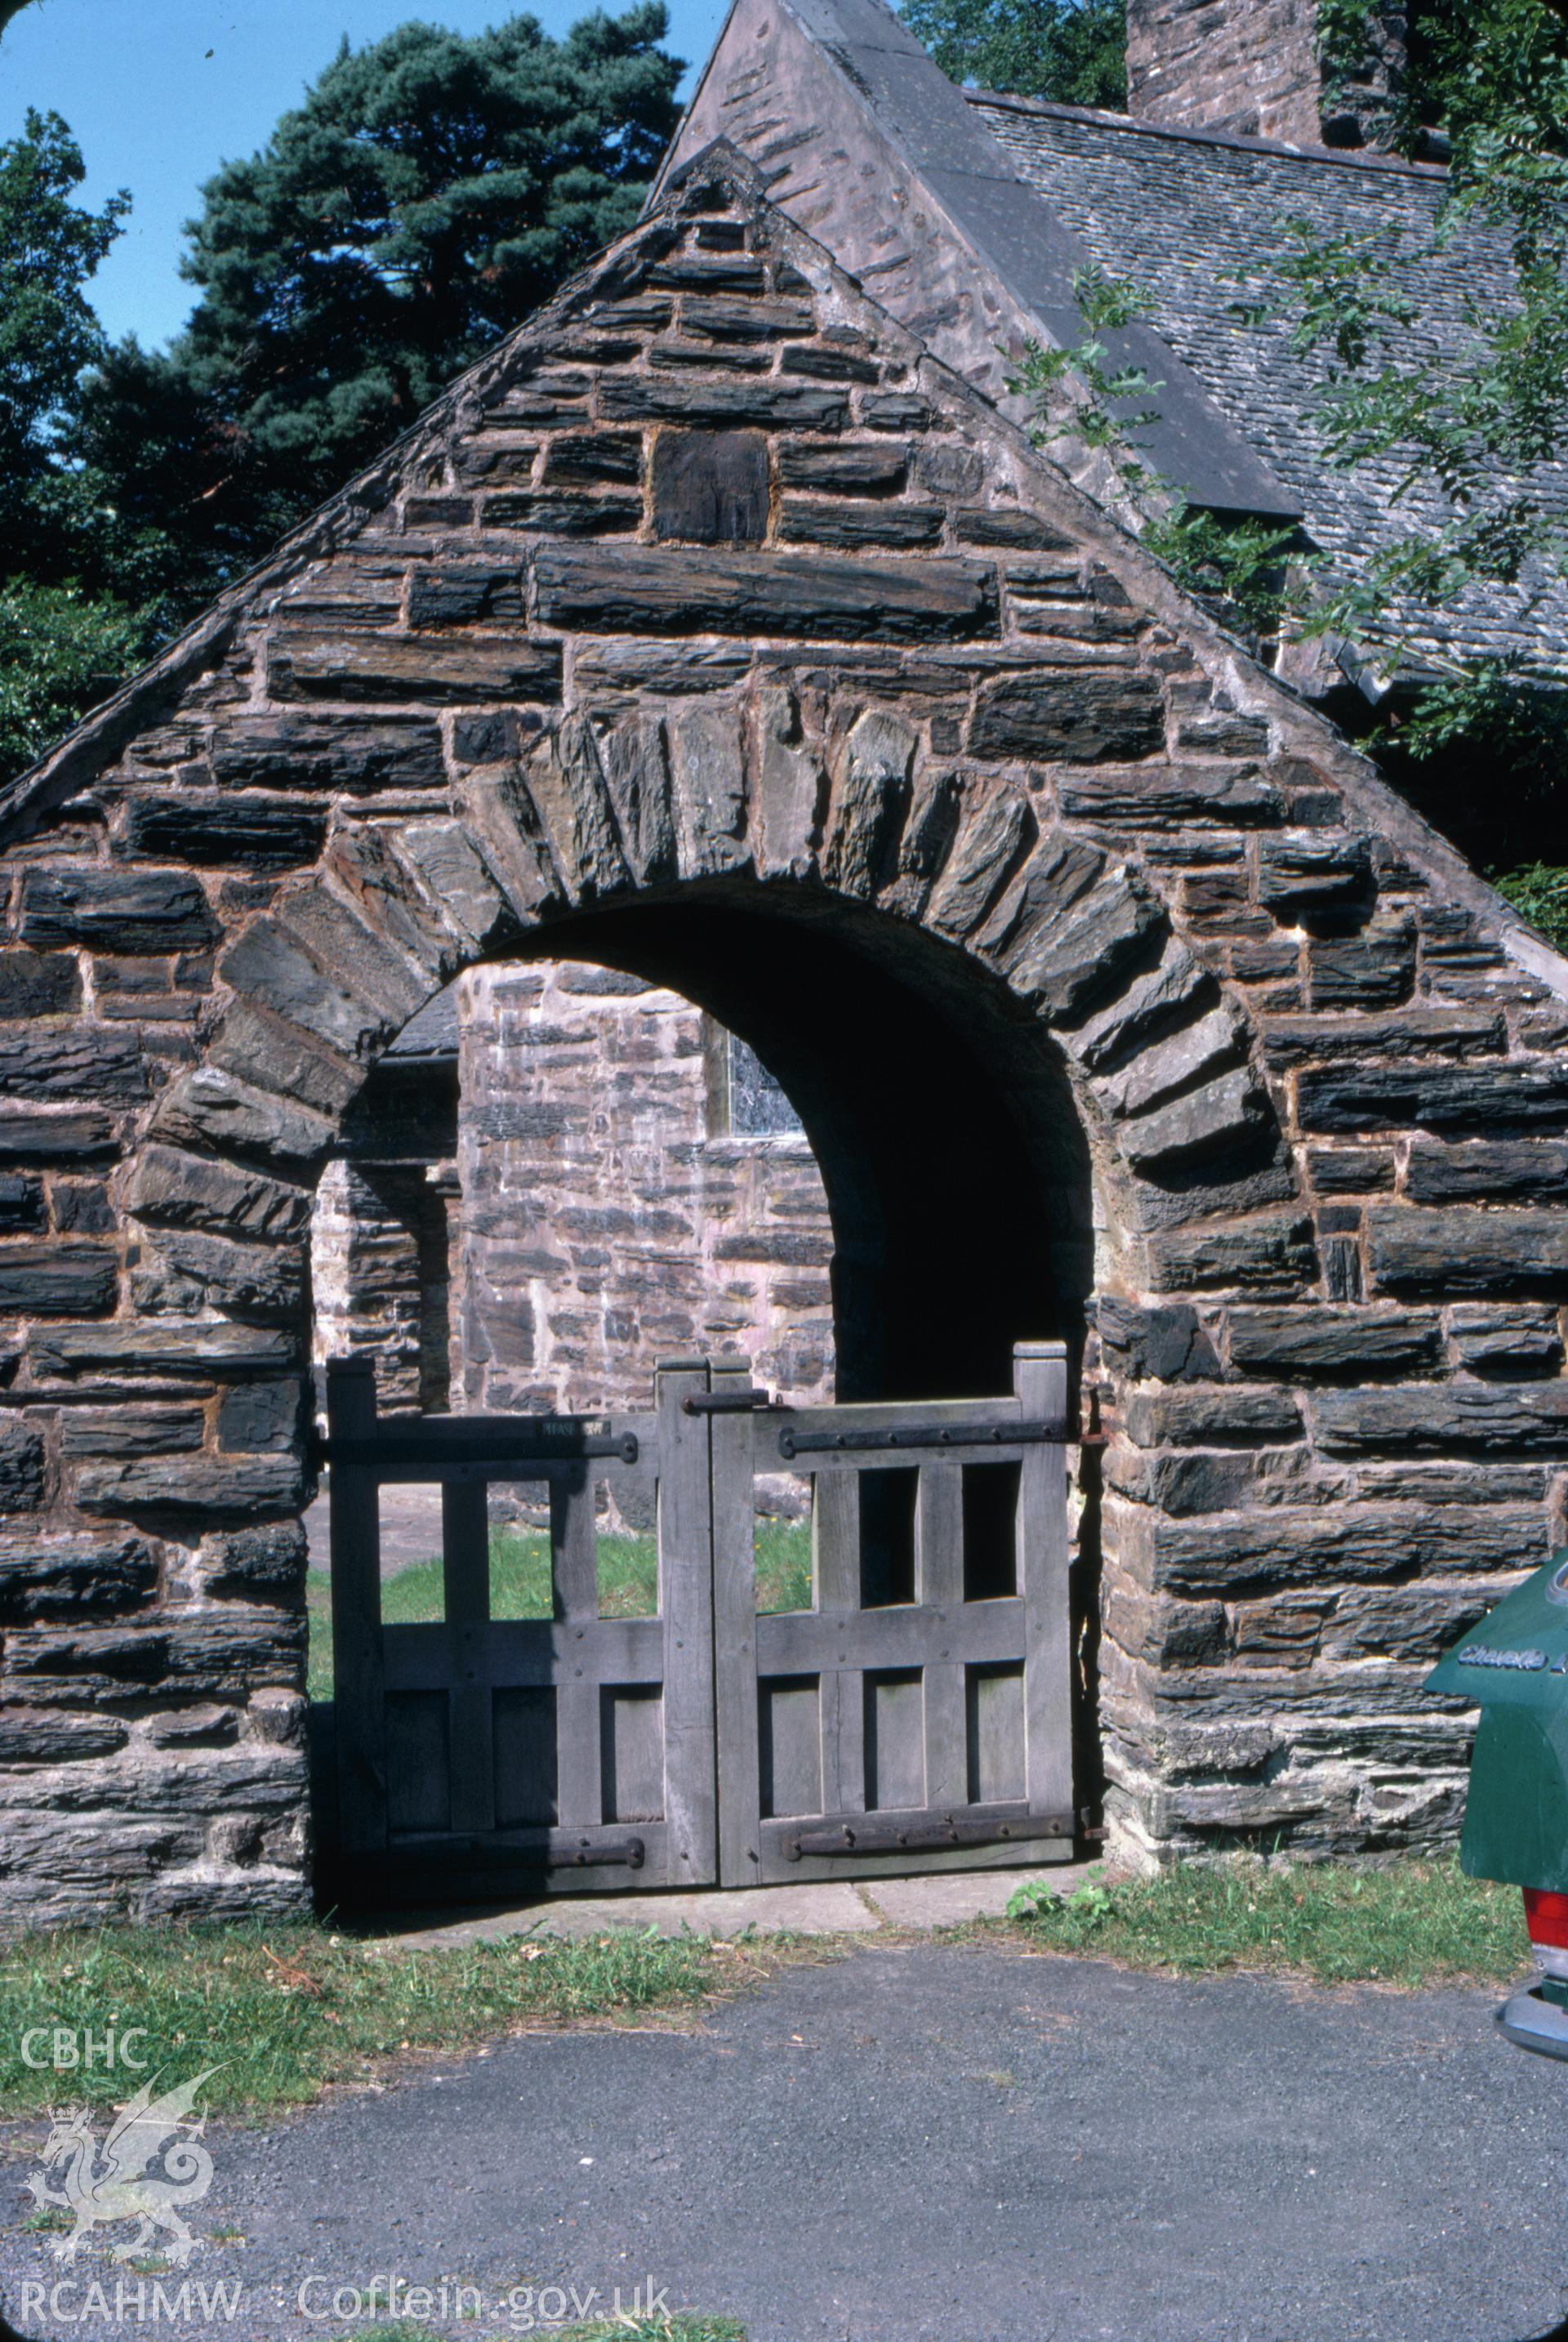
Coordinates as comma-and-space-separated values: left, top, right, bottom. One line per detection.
1494, 861, 1568, 949
77, 7, 683, 604
0, 8, 687, 782
1314, 0, 1380, 71
0, 1919, 728, 2120
0, 109, 127, 578
1140, 498, 1305, 637
1012, 270, 1307, 643
1007, 1858, 1530, 1987
1231, 216, 1417, 373
0, 579, 149, 782
1234, 2, 1568, 794
900, 0, 1125, 108
0, 114, 163, 779
1009, 266, 1162, 447
1383, 655, 1568, 772
558, 2326, 746, 2342
1009, 7, 1568, 895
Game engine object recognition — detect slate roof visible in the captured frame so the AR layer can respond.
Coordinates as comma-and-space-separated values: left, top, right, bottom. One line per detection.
968, 91, 1568, 680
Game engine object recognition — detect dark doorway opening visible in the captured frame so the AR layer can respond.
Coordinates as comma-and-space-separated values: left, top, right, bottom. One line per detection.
517, 898, 1076, 1404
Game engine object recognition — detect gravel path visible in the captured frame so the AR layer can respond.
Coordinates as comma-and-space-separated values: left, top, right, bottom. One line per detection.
3, 1942, 1565, 2342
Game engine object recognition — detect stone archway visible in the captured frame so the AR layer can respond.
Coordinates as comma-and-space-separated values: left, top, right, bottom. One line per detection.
462, 894, 1094, 1404
3, 142, 1564, 1929
6, 671, 1256, 1927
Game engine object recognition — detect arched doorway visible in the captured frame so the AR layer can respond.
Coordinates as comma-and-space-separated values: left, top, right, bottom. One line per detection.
307, 889, 1090, 1441
310, 888, 1092, 1904
524, 899, 1085, 1403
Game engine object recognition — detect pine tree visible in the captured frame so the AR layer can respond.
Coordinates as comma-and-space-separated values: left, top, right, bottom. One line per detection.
0, 109, 127, 579
0, 110, 150, 778
77, 6, 683, 608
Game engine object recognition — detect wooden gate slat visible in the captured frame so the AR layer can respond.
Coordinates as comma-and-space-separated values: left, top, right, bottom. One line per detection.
822, 1660, 868, 1823
754, 1599, 1023, 1671
552, 1474, 604, 1830
552, 1468, 599, 1622
656, 1359, 720, 1887
811, 1469, 858, 1608
443, 1478, 496, 1836
1016, 1342, 1073, 1827
711, 1357, 764, 1886
381, 1614, 662, 1688
814, 1474, 863, 1839
328, 1358, 389, 1857
923, 1660, 968, 1813
917, 1463, 967, 1809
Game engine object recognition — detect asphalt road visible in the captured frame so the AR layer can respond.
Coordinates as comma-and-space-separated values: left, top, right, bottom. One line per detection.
5, 1942, 1568, 2342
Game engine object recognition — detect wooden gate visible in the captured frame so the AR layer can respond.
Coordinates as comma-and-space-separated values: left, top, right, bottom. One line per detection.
323, 1354, 719, 1902
323, 1343, 1073, 1902
707, 1343, 1074, 1885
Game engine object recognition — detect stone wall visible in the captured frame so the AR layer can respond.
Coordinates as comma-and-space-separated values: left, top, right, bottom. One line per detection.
306, 962, 834, 1421
2, 147, 1567, 1928
310, 1159, 456, 1412
453, 962, 832, 1415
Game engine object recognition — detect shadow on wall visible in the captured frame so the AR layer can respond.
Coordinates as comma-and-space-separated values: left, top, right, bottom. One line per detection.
310, 897, 1088, 1420
309, 952, 838, 1419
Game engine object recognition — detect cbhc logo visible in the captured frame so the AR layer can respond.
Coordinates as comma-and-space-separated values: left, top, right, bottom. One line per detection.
20, 2028, 150, 2071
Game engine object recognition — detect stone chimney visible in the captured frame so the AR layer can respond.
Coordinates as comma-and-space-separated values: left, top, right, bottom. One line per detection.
1125, 0, 1408, 150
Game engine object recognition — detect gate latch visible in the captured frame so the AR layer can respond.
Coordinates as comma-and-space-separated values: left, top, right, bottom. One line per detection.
683, 1388, 774, 1416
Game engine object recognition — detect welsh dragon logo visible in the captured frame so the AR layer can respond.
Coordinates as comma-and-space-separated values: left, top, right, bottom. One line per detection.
25, 2069, 223, 2266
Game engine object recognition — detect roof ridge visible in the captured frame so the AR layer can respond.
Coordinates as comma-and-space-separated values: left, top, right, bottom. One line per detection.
966, 87, 1449, 180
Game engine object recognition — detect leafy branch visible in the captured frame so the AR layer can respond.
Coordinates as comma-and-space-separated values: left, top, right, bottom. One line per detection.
1009, 265, 1308, 643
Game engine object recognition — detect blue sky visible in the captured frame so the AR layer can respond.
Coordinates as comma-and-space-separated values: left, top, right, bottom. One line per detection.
0, 0, 731, 350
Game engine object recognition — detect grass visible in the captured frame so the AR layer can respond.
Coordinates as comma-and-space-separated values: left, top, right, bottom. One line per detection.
1006, 1858, 1531, 1987
1, 1860, 1532, 2131
308, 1520, 813, 1700
0, 1920, 745, 2122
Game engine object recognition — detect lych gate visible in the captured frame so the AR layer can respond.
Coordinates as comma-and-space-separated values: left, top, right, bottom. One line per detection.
321, 1345, 1072, 1902
2, 115, 1566, 1934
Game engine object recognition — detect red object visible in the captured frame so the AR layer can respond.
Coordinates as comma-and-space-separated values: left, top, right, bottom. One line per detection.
1523, 1888, 1568, 1950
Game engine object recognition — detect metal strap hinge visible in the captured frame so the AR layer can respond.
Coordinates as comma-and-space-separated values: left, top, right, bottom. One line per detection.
549, 1836, 645, 1871
777, 1416, 1066, 1461
783, 1813, 1073, 1860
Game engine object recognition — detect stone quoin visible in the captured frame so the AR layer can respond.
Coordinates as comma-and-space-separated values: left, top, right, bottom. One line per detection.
0, 14, 1565, 1927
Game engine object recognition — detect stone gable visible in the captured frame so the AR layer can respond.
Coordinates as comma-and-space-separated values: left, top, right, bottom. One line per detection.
1, 144, 1566, 1925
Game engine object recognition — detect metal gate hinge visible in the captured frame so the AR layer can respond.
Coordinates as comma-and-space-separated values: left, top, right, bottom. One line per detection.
549, 1836, 645, 1871
777, 1416, 1067, 1460
783, 1812, 1074, 1860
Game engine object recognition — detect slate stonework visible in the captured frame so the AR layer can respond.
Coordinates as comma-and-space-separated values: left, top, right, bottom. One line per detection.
308, 963, 835, 1421
452, 964, 833, 1416
0, 146, 1566, 1927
